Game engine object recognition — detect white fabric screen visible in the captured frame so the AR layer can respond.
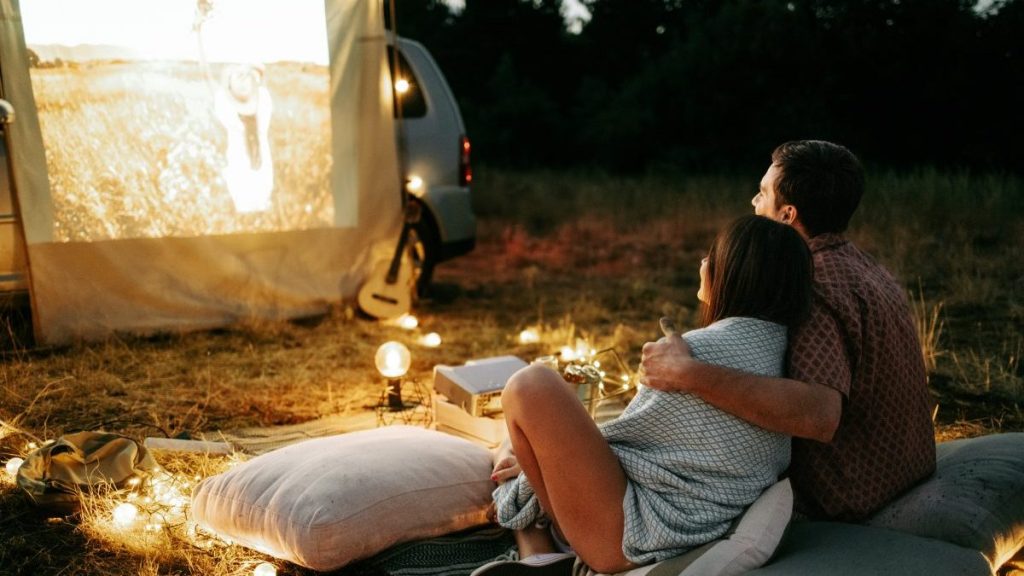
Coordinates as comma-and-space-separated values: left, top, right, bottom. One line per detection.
0, 0, 401, 344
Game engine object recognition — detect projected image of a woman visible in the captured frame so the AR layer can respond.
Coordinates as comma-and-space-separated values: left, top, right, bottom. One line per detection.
195, 0, 274, 214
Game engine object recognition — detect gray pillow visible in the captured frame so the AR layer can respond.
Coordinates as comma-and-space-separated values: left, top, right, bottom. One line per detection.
746, 521, 990, 575
865, 433, 1024, 570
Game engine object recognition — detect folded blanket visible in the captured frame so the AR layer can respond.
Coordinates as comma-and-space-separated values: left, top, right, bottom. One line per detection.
493, 470, 544, 530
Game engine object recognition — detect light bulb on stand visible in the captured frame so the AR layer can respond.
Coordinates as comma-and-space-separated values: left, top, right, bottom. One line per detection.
375, 341, 411, 410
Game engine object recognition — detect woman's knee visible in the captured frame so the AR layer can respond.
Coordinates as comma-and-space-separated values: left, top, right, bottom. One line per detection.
502, 364, 567, 412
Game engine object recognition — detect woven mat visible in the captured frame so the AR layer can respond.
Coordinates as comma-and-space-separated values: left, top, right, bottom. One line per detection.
216, 411, 380, 455
345, 526, 518, 576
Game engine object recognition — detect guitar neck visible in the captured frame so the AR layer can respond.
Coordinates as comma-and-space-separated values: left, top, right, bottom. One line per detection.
384, 221, 412, 284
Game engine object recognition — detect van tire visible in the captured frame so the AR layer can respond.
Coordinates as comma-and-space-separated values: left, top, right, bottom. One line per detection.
409, 202, 439, 298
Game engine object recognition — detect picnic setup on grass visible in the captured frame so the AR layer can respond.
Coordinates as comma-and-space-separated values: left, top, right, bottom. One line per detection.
0, 0, 1022, 575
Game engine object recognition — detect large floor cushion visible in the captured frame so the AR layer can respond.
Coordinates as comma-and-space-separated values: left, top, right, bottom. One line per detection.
191, 426, 495, 571
745, 521, 991, 575
866, 433, 1024, 571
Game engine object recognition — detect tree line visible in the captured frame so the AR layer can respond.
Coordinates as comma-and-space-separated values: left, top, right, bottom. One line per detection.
393, 0, 1022, 173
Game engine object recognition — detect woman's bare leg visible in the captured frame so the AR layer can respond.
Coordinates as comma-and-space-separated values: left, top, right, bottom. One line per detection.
514, 524, 558, 558
501, 365, 636, 573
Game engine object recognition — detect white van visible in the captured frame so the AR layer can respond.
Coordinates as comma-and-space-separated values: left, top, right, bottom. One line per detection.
0, 36, 474, 306
390, 38, 476, 295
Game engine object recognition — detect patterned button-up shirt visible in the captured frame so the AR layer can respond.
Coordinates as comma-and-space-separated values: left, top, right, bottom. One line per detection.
787, 233, 936, 521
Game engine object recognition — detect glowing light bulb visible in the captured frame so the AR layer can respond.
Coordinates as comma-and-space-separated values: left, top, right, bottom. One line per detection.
375, 341, 411, 378
560, 346, 576, 362
518, 329, 540, 344
5, 457, 24, 476
394, 78, 410, 94
253, 562, 277, 576
397, 313, 419, 330
112, 503, 138, 527
419, 332, 442, 348
405, 176, 424, 194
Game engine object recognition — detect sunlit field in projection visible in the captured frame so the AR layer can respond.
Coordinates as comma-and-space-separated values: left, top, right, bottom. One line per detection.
23, 0, 336, 242
31, 62, 332, 241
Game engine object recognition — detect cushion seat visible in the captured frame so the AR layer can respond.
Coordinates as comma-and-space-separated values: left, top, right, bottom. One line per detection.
745, 521, 991, 576
589, 433, 1024, 576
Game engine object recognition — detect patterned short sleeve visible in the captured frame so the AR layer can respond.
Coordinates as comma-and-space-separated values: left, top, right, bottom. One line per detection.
787, 297, 852, 397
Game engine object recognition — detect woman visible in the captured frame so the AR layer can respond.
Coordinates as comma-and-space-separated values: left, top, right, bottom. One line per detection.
478, 215, 813, 575
194, 2, 274, 214
214, 63, 274, 213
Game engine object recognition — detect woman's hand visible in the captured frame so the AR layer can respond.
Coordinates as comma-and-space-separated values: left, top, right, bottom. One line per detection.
491, 454, 522, 483
490, 437, 520, 483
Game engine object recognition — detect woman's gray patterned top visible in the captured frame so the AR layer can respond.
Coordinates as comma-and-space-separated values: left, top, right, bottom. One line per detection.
493, 316, 790, 564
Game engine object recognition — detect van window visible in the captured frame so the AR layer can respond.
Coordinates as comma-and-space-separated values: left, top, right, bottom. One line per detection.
387, 47, 427, 119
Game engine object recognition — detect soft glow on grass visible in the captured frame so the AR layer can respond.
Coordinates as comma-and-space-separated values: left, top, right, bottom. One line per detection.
112, 502, 139, 527
419, 332, 442, 348
396, 314, 419, 330
4, 457, 23, 477
253, 561, 277, 575
519, 328, 540, 344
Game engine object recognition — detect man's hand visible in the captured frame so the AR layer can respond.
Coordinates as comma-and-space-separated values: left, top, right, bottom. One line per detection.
639, 330, 695, 393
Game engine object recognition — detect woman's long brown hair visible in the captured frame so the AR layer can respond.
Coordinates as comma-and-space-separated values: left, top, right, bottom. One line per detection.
700, 215, 813, 329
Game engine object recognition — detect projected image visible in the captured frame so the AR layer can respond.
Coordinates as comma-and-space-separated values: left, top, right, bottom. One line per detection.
22, 0, 336, 241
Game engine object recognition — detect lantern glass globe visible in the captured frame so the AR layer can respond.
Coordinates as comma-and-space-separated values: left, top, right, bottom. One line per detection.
375, 341, 411, 378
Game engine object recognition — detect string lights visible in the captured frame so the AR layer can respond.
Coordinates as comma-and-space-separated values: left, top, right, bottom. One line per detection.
0, 322, 638, 574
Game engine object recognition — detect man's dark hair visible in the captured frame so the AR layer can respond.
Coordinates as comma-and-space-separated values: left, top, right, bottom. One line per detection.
701, 215, 813, 330
771, 140, 864, 236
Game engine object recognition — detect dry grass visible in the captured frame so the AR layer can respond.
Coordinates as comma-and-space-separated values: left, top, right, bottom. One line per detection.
912, 285, 945, 373
1, 166, 1022, 574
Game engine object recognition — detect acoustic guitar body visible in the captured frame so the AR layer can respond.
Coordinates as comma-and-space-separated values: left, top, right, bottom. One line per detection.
357, 256, 414, 320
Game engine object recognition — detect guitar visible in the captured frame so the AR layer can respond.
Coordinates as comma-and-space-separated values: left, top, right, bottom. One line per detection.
357, 202, 421, 320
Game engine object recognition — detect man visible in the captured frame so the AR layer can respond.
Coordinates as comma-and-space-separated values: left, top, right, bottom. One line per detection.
640, 140, 936, 521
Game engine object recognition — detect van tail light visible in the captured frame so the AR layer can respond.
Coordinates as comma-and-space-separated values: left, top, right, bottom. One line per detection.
459, 134, 472, 187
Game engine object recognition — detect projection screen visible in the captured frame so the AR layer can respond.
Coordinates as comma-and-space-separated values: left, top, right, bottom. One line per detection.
0, 0, 401, 343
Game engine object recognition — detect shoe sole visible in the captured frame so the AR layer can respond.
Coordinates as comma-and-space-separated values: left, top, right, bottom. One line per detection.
470, 555, 576, 576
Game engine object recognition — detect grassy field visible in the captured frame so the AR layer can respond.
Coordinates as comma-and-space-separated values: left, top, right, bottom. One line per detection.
1, 166, 1022, 574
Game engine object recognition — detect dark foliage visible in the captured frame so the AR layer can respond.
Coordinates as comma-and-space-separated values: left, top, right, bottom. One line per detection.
391, 0, 1023, 172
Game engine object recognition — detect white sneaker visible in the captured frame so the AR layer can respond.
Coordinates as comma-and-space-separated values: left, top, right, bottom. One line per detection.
470, 552, 576, 576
